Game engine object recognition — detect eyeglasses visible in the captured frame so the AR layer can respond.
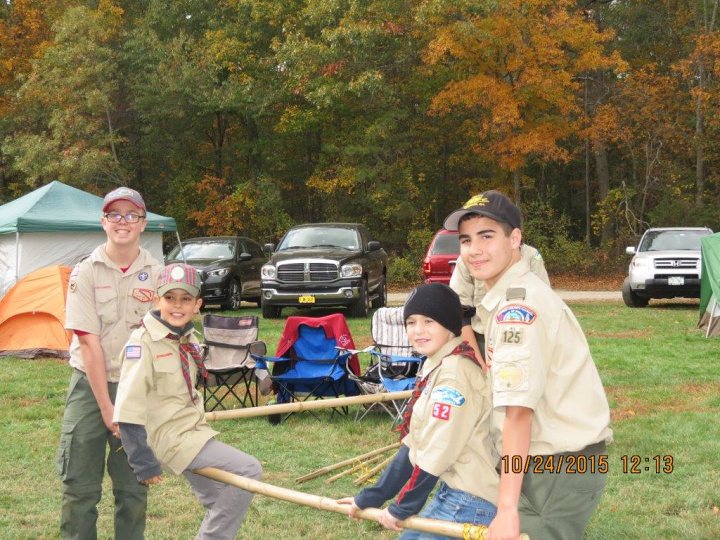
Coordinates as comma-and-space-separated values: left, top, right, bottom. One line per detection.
104, 212, 146, 224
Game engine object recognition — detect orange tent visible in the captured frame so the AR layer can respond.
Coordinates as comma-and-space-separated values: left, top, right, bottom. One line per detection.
0, 265, 72, 358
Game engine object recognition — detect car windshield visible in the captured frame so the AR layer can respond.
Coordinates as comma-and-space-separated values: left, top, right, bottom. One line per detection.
168, 241, 235, 260
277, 227, 360, 251
638, 230, 709, 252
431, 233, 460, 255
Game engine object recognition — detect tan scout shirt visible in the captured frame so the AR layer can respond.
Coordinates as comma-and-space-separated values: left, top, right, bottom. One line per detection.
479, 259, 613, 456
403, 336, 499, 505
450, 244, 549, 336
113, 311, 218, 474
65, 245, 161, 382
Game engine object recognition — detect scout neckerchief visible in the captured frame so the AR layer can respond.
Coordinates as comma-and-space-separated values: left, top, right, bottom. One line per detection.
146, 312, 207, 403
395, 341, 481, 439
165, 333, 207, 403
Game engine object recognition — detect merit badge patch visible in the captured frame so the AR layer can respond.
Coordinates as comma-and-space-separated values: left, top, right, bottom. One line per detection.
125, 345, 142, 360
430, 386, 466, 407
138, 271, 149, 282
132, 288, 155, 303
496, 304, 537, 325
432, 403, 451, 421
494, 362, 528, 392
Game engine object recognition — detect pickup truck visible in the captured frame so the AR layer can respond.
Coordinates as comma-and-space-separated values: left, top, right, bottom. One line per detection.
622, 226, 713, 307
260, 223, 388, 318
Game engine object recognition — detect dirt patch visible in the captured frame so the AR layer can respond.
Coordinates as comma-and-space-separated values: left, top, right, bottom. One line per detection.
607, 382, 720, 421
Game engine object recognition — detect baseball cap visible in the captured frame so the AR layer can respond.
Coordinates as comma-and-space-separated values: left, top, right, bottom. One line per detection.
443, 190, 522, 231
102, 187, 146, 213
157, 263, 201, 297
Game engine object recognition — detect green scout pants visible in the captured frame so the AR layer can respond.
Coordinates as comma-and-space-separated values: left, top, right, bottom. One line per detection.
56, 369, 147, 540
518, 453, 607, 540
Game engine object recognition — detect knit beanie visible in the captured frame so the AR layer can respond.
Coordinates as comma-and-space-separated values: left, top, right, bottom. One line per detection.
403, 283, 462, 336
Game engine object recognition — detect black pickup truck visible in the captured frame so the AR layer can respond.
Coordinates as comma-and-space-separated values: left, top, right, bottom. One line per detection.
260, 223, 388, 318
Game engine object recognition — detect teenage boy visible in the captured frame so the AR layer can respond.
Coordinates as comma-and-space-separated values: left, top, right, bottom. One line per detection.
114, 263, 261, 540
443, 191, 613, 540
57, 187, 161, 539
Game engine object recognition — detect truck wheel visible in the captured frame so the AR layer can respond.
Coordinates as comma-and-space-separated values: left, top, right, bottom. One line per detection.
349, 281, 370, 317
262, 300, 282, 319
222, 279, 242, 311
371, 276, 387, 309
622, 278, 649, 308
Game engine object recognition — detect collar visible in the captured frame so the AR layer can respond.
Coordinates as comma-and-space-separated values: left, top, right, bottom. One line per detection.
91, 244, 153, 273
143, 310, 196, 341
421, 335, 465, 373
480, 258, 532, 312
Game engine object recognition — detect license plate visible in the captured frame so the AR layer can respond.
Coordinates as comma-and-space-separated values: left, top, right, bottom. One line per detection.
298, 295, 316, 304
668, 277, 684, 286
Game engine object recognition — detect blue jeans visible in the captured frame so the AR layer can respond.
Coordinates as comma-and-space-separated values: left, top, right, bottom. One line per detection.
398, 482, 497, 540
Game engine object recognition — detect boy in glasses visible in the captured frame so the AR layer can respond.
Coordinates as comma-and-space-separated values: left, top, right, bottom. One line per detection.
57, 187, 161, 539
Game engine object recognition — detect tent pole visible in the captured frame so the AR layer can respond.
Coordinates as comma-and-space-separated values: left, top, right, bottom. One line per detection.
14, 231, 19, 282
175, 230, 186, 264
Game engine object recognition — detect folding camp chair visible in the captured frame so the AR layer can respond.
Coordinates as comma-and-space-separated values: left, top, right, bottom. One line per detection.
350, 307, 424, 422
252, 313, 361, 423
200, 314, 267, 411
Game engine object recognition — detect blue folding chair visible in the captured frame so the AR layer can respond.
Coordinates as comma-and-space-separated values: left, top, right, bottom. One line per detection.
252, 318, 359, 423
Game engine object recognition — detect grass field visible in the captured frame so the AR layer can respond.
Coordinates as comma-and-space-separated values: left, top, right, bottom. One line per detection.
1, 301, 719, 539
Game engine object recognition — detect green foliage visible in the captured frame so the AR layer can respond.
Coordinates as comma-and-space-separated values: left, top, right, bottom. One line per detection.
387, 255, 421, 287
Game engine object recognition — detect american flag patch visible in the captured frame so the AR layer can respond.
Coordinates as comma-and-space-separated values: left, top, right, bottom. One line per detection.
125, 345, 142, 360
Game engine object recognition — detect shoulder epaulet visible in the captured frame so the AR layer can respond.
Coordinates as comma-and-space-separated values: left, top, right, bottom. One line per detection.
506, 287, 526, 301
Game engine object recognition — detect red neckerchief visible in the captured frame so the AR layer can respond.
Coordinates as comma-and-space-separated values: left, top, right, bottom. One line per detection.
395, 341, 481, 439
164, 333, 207, 403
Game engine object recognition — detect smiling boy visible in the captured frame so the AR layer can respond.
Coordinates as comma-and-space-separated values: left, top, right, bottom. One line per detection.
443, 191, 613, 540
113, 263, 261, 540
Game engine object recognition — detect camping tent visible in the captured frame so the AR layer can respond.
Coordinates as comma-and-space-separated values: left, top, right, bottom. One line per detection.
0, 181, 178, 296
698, 232, 720, 336
0, 265, 72, 358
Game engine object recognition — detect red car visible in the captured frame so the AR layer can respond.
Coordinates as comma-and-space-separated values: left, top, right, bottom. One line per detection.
422, 229, 460, 285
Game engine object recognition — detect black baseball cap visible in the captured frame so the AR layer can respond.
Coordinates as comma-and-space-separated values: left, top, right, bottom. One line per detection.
443, 190, 522, 231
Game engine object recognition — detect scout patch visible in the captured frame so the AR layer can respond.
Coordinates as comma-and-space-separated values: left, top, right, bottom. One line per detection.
432, 403, 451, 421
132, 288, 155, 303
494, 362, 528, 392
430, 386, 466, 407
500, 326, 524, 345
138, 271, 149, 282
496, 304, 537, 325
125, 345, 142, 360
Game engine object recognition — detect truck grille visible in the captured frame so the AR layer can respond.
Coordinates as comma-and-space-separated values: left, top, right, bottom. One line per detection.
277, 261, 339, 282
654, 258, 698, 269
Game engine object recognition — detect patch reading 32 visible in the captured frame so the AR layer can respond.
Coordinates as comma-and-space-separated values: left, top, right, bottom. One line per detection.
500, 454, 674, 475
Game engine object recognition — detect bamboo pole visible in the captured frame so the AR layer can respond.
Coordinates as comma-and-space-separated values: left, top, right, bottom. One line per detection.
325, 452, 387, 484
205, 390, 413, 421
353, 454, 394, 486
194, 467, 529, 540
295, 442, 401, 484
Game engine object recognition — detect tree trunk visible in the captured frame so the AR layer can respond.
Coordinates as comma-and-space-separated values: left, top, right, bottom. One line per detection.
593, 140, 612, 244
695, 88, 705, 207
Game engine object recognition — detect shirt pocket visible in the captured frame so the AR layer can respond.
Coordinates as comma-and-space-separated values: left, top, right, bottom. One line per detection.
128, 287, 155, 327
95, 288, 118, 325
153, 357, 182, 396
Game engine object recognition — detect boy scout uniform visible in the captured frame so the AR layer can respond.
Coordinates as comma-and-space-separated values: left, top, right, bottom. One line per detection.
58, 244, 160, 540
479, 258, 613, 539
450, 244, 549, 339
113, 311, 218, 473
404, 336, 499, 506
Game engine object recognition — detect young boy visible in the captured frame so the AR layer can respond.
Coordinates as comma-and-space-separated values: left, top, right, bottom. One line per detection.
338, 283, 499, 539
443, 191, 613, 540
113, 263, 261, 540
58, 186, 160, 539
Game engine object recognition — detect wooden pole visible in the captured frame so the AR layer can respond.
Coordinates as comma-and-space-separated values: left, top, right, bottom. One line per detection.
295, 442, 401, 484
325, 452, 387, 484
194, 467, 529, 540
353, 454, 394, 486
205, 391, 413, 421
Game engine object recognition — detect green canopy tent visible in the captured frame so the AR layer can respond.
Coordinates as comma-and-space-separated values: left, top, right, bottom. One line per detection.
0, 181, 178, 297
698, 232, 720, 337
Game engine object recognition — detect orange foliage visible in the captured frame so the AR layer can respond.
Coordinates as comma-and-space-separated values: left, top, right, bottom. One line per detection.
188, 176, 257, 235
424, 0, 624, 175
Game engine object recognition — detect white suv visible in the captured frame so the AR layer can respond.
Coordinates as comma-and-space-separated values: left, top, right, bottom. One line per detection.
622, 227, 713, 307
